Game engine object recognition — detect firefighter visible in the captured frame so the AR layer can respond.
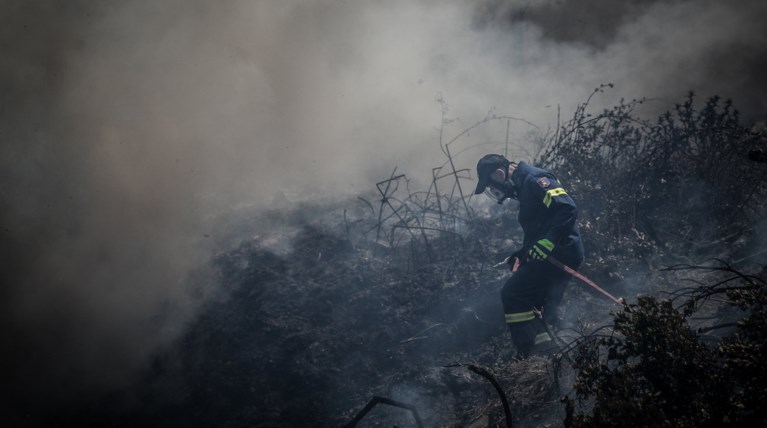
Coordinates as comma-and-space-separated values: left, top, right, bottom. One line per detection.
474, 154, 585, 358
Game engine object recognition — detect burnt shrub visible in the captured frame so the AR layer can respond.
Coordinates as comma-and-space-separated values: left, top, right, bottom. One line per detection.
537, 89, 767, 269
564, 264, 767, 427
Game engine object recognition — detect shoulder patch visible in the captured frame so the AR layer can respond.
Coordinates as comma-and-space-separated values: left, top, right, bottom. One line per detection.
536, 177, 551, 188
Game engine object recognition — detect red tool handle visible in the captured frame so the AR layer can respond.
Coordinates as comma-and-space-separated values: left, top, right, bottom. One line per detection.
547, 256, 623, 305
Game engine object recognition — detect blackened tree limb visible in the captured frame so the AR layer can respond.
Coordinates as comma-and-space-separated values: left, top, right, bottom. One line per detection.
343, 396, 424, 428
466, 364, 513, 428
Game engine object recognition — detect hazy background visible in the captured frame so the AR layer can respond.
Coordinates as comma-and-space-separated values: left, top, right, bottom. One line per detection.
1, 0, 765, 412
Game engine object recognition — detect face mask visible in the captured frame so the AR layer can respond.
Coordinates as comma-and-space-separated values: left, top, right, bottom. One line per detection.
484, 179, 518, 204
484, 185, 506, 203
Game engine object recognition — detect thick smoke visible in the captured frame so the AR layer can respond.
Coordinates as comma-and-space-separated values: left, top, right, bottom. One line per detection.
474, 0, 767, 120
1, 0, 765, 416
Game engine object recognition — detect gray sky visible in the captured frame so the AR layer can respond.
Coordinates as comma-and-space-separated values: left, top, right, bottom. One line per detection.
2, 0, 765, 405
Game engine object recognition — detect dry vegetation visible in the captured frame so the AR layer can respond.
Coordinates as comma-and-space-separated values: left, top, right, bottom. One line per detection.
47, 89, 767, 427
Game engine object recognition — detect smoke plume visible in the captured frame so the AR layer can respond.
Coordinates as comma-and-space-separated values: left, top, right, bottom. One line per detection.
1, 0, 765, 415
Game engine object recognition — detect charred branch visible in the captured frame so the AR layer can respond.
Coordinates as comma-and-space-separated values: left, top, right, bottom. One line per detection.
343, 396, 425, 428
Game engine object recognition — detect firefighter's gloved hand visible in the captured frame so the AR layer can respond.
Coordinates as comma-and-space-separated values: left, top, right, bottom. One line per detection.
528, 239, 554, 261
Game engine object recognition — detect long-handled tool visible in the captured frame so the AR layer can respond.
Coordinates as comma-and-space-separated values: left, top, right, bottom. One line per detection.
494, 255, 623, 305
547, 256, 623, 305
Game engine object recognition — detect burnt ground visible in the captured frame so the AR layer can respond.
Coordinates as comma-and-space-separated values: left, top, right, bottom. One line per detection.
41, 198, 631, 428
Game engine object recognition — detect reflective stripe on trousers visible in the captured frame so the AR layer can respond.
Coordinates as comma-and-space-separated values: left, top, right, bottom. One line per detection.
534, 332, 552, 345
505, 311, 535, 324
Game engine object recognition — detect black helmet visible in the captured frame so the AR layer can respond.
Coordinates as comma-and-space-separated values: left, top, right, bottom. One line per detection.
474, 154, 510, 195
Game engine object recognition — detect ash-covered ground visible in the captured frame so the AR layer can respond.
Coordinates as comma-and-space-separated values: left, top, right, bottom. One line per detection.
34, 196, 621, 428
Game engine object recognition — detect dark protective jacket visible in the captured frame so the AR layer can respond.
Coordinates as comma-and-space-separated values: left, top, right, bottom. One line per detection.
511, 162, 584, 267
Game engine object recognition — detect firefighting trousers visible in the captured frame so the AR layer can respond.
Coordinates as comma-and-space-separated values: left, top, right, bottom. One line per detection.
500, 259, 576, 356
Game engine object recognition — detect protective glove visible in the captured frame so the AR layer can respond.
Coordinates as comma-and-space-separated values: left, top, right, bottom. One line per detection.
528, 238, 555, 262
